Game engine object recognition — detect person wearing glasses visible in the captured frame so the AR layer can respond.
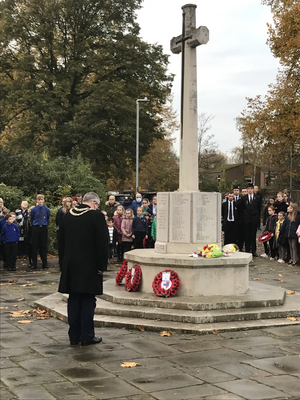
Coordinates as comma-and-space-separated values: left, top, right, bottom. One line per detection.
58, 192, 108, 346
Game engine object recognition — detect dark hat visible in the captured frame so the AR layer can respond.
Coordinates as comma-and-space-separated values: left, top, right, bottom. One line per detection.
247, 183, 254, 188
233, 185, 239, 189
124, 196, 129, 201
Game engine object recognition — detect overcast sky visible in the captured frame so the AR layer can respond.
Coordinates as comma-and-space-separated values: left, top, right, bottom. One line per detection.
136, 0, 280, 158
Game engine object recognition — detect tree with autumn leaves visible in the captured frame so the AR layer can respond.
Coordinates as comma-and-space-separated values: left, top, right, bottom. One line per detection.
0, 0, 178, 195
237, 0, 300, 192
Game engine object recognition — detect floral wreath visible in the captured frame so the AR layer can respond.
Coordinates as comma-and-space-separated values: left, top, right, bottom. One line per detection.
125, 264, 142, 292
152, 269, 181, 297
115, 260, 128, 286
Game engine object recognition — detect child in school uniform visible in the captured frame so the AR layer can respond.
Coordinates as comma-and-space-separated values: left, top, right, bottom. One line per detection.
113, 206, 124, 262
261, 205, 277, 260
275, 211, 286, 263
1, 214, 20, 271
121, 208, 134, 255
132, 206, 148, 249
107, 218, 118, 263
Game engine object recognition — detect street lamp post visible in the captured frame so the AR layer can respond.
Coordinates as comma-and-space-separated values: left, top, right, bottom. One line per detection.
136, 97, 149, 193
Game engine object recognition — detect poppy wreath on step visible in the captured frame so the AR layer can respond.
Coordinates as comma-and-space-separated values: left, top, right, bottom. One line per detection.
125, 264, 142, 292
115, 260, 128, 286
152, 269, 181, 297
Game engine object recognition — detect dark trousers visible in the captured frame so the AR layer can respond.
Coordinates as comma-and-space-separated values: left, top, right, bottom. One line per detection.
263, 238, 275, 258
237, 222, 245, 251
17, 240, 27, 257
134, 231, 145, 249
57, 230, 63, 270
32, 225, 48, 268
122, 242, 133, 254
223, 221, 238, 245
0, 242, 6, 267
244, 222, 257, 255
67, 293, 96, 342
108, 243, 115, 259
116, 243, 123, 261
4, 242, 18, 270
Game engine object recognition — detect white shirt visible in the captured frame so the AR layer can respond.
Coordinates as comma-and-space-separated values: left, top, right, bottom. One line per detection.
227, 201, 234, 221
248, 194, 253, 203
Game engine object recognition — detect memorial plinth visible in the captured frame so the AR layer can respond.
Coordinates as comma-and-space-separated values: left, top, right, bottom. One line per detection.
125, 250, 251, 297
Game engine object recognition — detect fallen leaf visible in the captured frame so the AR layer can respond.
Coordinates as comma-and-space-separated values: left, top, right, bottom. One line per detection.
10, 310, 32, 317
286, 290, 295, 295
137, 326, 145, 332
45, 272, 51, 274
160, 331, 172, 337
253, 278, 262, 281
18, 320, 32, 324
121, 362, 141, 368
22, 283, 35, 287
13, 305, 18, 308
278, 274, 283, 278
286, 317, 298, 321
212, 330, 219, 335
281, 280, 285, 283
0, 307, 9, 310
8, 280, 18, 284
18, 298, 25, 301
32, 271, 41, 274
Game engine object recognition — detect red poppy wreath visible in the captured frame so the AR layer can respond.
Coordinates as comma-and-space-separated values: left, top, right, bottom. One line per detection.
115, 260, 128, 286
152, 269, 181, 297
125, 264, 142, 292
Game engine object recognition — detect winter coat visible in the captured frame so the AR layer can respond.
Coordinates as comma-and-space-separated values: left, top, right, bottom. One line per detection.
104, 201, 119, 218
280, 214, 300, 239
274, 201, 288, 215
113, 215, 123, 243
132, 216, 148, 235
151, 217, 157, 241
264, 214, 277, 234
121, 218, 133, 242
58, 204, 108, 295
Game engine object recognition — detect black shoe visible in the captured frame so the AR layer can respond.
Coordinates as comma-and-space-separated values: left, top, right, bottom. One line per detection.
42, 265, 48, 269
70, 340, 80, 345
81, 336, 102, 346
253, 253, 259, 257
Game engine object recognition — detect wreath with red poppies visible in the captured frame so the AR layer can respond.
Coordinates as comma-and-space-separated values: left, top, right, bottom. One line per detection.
152, 269, 181, 297
115, 260, 128, 286
125, 264, 142, 292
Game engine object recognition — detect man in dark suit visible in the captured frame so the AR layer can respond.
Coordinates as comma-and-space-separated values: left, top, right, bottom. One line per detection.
233, 185, 240, 202
58, 192, 108, 346
254, 185, 262, 229
239, 183, 260, 256
222, 192, 239, 245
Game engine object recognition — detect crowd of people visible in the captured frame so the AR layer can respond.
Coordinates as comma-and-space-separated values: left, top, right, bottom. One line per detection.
1, 185, 299, 272
221, 185, 300, 266
0, 193, 158, 272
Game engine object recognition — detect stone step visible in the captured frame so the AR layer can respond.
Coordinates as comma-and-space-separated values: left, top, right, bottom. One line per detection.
92, 296, 300, 324
101, 279, 286, 311
35, 292, 300, 334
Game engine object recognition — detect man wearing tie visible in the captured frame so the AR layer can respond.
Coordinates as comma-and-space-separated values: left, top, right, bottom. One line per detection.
239, 183, 260, 256
222, 192, 238, 245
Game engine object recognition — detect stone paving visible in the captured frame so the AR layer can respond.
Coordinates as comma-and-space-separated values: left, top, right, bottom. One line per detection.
0, 256, 300, 400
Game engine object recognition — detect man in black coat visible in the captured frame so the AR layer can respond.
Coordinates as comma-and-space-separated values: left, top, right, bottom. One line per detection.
239, 183, 260, 256
222, 192, 239, 245
58, 192, 108, 346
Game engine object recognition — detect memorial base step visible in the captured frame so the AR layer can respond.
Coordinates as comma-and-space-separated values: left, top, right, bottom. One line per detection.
35, 290, 300, 334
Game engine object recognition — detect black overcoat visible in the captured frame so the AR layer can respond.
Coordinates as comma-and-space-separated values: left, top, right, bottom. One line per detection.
239, 195, 260, 226
58, 204, 108, 295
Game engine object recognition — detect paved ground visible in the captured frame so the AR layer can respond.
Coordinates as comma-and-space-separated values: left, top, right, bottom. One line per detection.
1, 255, 300, 400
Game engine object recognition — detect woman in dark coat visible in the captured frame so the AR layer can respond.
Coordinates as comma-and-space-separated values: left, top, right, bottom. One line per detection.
58, 192, 108, 346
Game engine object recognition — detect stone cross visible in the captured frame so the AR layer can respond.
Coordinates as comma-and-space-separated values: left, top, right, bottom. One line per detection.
170, 4, 209, 192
